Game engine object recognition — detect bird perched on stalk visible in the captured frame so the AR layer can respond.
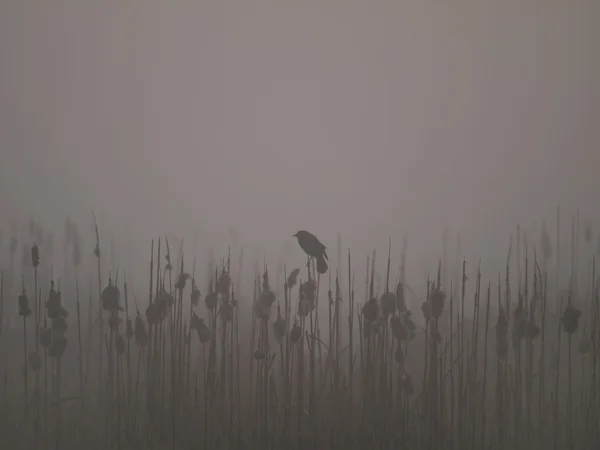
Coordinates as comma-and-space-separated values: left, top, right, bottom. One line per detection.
293, 230, 328, 274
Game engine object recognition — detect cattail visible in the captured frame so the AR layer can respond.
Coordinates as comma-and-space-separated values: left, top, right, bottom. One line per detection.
216, 271, 231, 296
195, 318, 211, 344
561, 304, 581, 334
303, 279, 317, 303
380, 292, 396, 317
46, 282, 67, 319
421, 301, 431, 322
175, 273, 191, 290
430, 287, 446, 319
220, 301, 233, 323
255, 289, 275, 320
287, 268, 300, 289
362, 298, 379, 322
431, 330, 443, 345
395, 281, 407, 313
191, 285, 201, 307
31, 243, 40, 268
273, 307, 286, 341
134, 314, 148, 347
205, 291, 218, 310
19, 291, 32, 317
101, 279, 122, 312
52, 316, 68, 336
254, 350, 266, 361
290, 323, 302, 344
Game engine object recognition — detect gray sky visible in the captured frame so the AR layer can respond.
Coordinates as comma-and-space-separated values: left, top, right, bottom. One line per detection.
1, 0, 599, 285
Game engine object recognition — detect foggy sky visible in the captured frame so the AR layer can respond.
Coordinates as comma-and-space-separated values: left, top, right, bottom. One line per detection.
1, 0, 599, 284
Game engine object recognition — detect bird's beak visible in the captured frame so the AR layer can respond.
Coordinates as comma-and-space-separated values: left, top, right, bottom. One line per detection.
293, 232, 297, 237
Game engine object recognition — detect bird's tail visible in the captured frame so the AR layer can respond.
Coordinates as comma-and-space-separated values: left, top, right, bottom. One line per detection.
316, 255, 328, 274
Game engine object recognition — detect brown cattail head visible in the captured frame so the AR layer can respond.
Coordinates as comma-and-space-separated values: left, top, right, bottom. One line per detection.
205, 291, 218, 310
395, 281, 407, 313
430, 287, 446, 319
220, 301, 233, 322
253, 350, 266, 361
10, 235, 17, 255
362, 298, 379, 322
52, 316, 68, 336
290, 323, 302, 344
46, 282, 66, 319
216, 271, 231, 296
380, 292, 396, 317
18, 288, 31, 318
31, 243, 40, 268
191, 284, 201, 307
273, 317, 286, 342
421, 301, 432, 323
287, 268, 300, 289
175, 273, 191, 291
101, 279, 122, 313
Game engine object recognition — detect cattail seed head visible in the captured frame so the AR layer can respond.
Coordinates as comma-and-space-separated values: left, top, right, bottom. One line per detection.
101, 280, 122, 312
362, 298, 379, 322
18, 292, 31, 317
31, 243, 40, 268
380, 292, 396, 317
287, 268, 300, 289
290, 323, 302, 344
430, 287, 446, 319
561, 304, 581, 334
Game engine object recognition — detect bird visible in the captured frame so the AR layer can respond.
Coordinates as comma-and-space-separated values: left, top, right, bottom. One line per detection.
293, 230, 328, 274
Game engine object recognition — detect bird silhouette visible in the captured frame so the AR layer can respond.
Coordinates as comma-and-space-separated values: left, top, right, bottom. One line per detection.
293, 230, 328, 274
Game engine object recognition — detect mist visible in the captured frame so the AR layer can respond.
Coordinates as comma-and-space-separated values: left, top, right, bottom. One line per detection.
1, 0, 599, 290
